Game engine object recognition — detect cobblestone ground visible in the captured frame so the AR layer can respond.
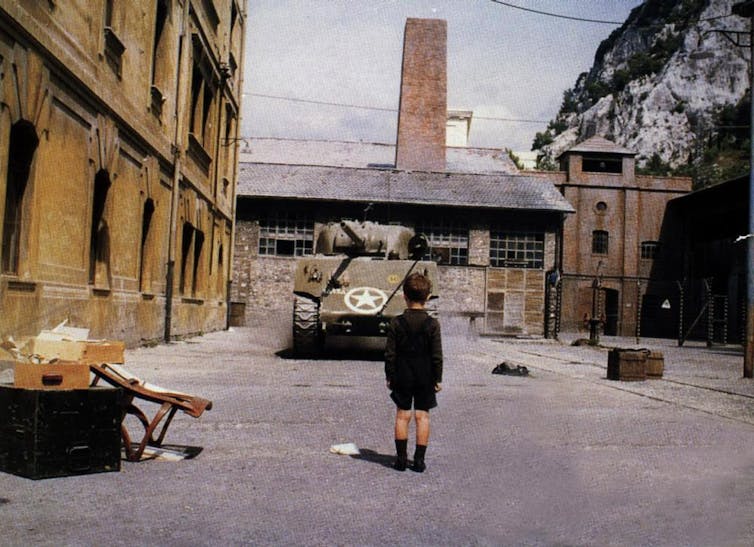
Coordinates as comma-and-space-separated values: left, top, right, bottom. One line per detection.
2, 315, 754, 546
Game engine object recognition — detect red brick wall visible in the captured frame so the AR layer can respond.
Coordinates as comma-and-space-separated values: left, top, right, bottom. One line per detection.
395, 18, 447, 172
556, 160, 692, 335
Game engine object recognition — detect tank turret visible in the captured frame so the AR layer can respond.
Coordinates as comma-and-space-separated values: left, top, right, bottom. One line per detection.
316, 220, 427, 259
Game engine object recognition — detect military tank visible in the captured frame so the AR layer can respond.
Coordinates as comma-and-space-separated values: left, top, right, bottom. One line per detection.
292, 220, 439, 355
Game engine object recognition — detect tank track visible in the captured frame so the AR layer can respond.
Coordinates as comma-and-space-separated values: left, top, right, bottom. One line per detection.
293, 295, 323, 355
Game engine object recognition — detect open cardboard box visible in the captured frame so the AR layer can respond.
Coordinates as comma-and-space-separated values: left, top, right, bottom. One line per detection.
23, 332, 125, 365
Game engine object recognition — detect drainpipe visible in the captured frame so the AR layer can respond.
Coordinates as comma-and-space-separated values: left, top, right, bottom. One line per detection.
165, 0, 191, 342
225, 2, 247, 329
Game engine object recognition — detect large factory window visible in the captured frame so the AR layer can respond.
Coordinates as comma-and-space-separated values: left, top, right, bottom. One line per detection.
258, 213, 313, 257
415, 220, 468, 265
489, 230, 544, 269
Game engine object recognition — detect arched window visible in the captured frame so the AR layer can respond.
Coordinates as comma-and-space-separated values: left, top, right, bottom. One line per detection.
2, 120, 39, 274
90, 170, 112, 285
180, 222, 194, 295
139, 198, 155, 291
150, 0, 170, 117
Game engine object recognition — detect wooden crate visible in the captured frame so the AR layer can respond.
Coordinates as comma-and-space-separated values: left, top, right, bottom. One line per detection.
646, 351, 664, 378
0, 385, 121, 479
14, 361, 91, 390
607, 349, 647, 381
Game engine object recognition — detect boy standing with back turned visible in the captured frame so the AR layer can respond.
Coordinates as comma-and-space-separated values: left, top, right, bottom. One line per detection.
385, 272, 443, 472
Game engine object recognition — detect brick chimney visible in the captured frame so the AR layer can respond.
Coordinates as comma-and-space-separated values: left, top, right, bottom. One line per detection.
395, 18, 447, 171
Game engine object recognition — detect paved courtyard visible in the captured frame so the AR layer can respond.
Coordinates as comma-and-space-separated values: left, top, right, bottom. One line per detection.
2, 315, 754, 546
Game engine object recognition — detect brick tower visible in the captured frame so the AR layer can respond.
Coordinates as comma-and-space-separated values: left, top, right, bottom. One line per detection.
395, 18, 447, 171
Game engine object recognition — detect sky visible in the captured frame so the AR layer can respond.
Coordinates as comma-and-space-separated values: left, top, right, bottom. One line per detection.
242, 0, 644, 153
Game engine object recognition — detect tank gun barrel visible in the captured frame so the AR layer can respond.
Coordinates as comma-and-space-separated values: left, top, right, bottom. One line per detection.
339, 221, 365, 249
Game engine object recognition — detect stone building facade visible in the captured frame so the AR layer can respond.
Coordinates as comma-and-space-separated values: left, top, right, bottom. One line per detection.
0, 1, 245, 345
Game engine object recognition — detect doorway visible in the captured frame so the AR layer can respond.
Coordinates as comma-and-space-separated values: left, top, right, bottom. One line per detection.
603, 288, 619, 335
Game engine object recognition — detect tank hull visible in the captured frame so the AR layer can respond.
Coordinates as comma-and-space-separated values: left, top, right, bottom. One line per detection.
294, 256, 438, 338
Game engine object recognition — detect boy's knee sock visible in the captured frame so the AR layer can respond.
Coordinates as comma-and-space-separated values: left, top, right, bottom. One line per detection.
411, 444, 427, 472
394, 439, 408, 471
395, 439, 408, 459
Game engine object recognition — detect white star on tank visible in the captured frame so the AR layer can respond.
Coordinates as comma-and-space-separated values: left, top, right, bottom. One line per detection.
344, 287, 388, 314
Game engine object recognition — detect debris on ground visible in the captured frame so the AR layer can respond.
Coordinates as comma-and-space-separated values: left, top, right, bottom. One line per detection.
492, 362, 529, 376
329, 442, 360, 456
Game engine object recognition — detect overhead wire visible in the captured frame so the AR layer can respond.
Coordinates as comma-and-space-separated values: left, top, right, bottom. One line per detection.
246, 92, 549, 124
487, 0, 624, 25
488, 0, 736, 25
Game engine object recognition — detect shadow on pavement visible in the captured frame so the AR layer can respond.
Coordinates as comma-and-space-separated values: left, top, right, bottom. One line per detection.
275, 347, 384, 362
350, 449, 395, 468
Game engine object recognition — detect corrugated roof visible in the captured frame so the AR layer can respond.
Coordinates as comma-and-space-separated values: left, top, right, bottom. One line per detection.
563, 135, 635, 156
237, 163, 574, 213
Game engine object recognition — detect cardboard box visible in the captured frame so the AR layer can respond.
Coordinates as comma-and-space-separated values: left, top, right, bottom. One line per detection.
80, 340, 125, 365
14, 361, 91, 390
24, 335, 124, 365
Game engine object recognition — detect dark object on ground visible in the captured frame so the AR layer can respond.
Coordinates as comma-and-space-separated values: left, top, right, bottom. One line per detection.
571, 338, 599, 346
492, 362, 529, 376
0, 385, 122, 479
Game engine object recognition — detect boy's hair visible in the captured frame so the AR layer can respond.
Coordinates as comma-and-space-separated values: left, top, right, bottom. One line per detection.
403, 272, 432, 303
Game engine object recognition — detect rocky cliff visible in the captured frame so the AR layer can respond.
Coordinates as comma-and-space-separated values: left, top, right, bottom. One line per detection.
534, 0, 750, 185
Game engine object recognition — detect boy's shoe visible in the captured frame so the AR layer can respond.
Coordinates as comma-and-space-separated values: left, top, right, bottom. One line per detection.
393, 457, 407, 471
410, 458, 426, 473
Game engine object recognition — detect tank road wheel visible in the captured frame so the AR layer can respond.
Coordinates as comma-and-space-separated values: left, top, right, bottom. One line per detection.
293, 296, 323, 356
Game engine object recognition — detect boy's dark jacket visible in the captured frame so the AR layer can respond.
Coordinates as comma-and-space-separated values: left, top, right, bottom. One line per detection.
385, 309, 443, 389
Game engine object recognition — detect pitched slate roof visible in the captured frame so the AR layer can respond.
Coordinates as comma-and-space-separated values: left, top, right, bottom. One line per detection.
237, 163, 574, 213
238, 137, 520, 174
563, 135, 635, 156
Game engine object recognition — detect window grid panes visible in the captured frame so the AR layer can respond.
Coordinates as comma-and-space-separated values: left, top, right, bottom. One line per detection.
416, 220, 469, 265
489, 231, 544, 269
641, 241, 659, 259
592, 230, 609, 254
258, 213, 313, 257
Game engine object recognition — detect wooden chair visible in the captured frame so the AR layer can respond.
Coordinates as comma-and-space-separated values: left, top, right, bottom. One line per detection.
90, 362, 213, 462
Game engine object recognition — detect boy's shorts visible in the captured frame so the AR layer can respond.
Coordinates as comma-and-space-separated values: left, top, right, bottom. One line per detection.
391, 389, 437, 411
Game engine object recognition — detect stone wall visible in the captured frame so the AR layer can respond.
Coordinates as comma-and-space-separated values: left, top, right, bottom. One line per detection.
0, 2, 244, 346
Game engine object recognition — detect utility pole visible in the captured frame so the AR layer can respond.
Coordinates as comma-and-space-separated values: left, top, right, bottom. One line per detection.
731, 2, 754, 377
